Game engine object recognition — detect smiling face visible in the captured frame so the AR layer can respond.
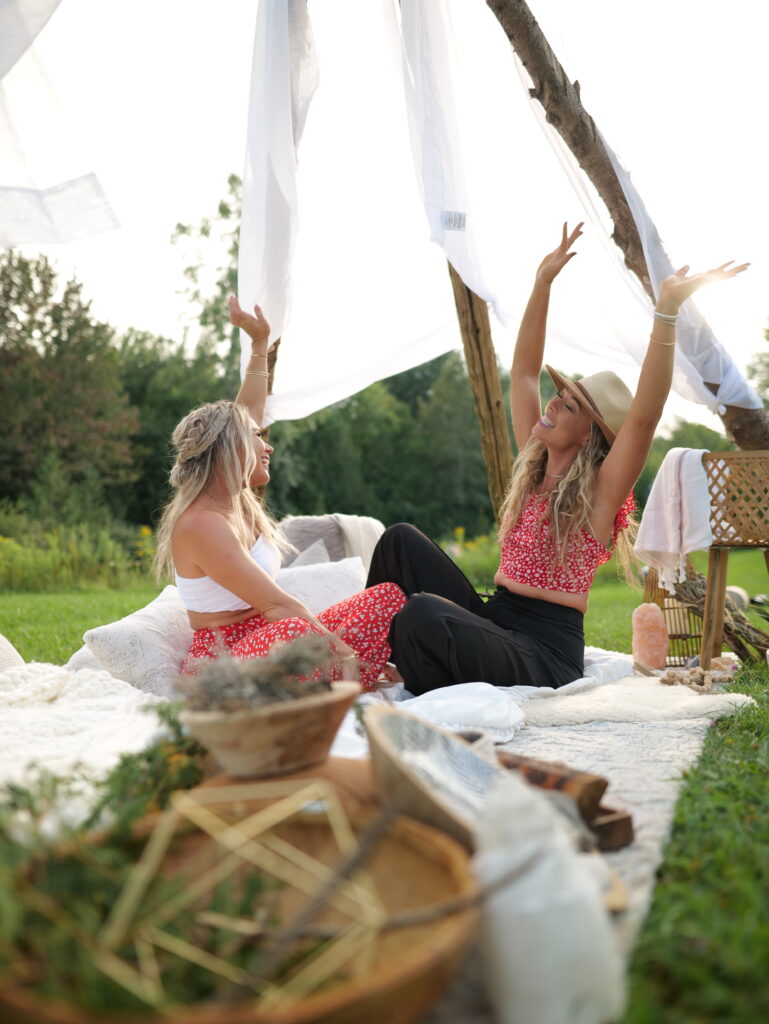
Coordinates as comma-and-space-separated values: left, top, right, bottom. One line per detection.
249, 421, 273, 487
532, 388, 594, 453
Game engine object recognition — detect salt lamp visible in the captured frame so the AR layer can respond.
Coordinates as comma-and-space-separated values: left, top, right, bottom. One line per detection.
632, 602, 669, 670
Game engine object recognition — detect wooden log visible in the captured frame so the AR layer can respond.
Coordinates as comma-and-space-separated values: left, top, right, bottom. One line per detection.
447, 263, 514, 517
495, 750, 607, 821
588, 806, 635, 852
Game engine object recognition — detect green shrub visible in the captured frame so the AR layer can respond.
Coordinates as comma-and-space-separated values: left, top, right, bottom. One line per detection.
0, 524, 152, 592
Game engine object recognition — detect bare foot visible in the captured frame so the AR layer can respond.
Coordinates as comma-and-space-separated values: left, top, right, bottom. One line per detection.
373, 662, 404, 689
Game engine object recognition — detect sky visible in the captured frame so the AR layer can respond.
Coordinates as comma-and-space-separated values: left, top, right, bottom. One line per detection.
9, 0, 769, 431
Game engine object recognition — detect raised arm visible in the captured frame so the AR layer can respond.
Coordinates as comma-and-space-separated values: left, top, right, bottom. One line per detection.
230, 296, 271, 426
595, 260, 750, 518
511, 222, 583, 449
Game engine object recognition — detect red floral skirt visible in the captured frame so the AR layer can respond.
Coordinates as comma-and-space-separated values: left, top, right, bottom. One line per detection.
182, 581, 405, 692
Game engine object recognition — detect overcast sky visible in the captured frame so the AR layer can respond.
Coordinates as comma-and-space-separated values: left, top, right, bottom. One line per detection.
13, 0, 769, 429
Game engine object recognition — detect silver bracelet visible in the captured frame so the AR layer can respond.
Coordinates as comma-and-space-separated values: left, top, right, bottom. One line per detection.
250, 351, 268, 359
653, 310, 679, 324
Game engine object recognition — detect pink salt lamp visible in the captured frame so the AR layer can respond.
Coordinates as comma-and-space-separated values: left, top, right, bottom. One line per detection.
632, 602, 669, 669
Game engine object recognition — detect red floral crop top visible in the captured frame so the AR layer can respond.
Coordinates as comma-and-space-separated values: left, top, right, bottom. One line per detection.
497, 491, 635, 595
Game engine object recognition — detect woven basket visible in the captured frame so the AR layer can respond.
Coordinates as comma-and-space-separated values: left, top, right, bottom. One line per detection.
0, 811, 478, 1024
643, 450, 769, 665
642, 564, 702, 666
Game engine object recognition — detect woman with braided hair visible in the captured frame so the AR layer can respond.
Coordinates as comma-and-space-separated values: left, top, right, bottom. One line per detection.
367, 223, 748, 694
154, 298, 406, 690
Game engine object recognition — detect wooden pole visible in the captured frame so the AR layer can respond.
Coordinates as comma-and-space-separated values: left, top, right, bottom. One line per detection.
486, 0, 769, 450
447, 263, 513, 517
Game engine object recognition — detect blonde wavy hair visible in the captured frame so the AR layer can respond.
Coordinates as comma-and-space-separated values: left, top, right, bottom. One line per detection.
154, 400, 284, 579
498, 423, 638, 581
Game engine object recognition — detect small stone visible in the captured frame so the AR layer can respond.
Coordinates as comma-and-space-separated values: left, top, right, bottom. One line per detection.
632, 603, 669, 670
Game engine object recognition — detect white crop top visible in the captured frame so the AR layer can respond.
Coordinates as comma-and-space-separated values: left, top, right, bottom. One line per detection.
175, 535, 281, 613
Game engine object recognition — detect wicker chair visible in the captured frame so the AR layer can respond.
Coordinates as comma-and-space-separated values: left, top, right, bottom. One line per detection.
642, 450, 769, 667
699, 451, 769, 668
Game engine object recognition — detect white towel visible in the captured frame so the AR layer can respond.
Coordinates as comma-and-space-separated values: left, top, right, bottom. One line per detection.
634, 448, 712, 593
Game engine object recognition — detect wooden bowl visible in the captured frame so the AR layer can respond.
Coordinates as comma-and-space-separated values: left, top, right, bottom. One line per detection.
179, 681, 361, 778
0, 812, 478, 1024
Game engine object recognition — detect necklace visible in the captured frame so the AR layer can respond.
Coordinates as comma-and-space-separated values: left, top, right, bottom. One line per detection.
206, 490, 234, 511
544, 471, 566, 479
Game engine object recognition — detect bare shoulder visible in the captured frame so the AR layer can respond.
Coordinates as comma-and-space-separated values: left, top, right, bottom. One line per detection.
172, 504, 243, 577
174, 503, 232, 542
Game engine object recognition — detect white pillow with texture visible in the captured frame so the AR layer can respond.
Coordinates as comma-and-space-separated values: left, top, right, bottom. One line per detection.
65, 644, 103, 672
0, 634, 25, 672
277, 557, 366, 616
288, 538, 330, 567
84, 585, 193, 698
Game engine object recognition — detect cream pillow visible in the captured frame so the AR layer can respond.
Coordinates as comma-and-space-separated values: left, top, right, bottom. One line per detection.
288, 538, 330, 567
84, 585, 193, 698
0, 634, 25, 672
277, 557, 366, 616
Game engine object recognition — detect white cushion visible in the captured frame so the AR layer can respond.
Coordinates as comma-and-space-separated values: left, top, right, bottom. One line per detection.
288, 537, 330, 567
65, 645, 103, 672
84, 585, 193, 698
276, 557, 366, 616
0, 634, 25, 672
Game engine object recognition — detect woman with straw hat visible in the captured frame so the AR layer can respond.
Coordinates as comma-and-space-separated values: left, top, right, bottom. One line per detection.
367, 223, 748, 694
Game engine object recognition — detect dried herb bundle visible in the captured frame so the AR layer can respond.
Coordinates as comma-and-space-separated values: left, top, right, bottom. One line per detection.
178, 633, 338, 712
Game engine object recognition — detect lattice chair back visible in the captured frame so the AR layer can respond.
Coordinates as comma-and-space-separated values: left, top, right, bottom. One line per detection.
702, 451, 769, 548
700, 450, 769, 668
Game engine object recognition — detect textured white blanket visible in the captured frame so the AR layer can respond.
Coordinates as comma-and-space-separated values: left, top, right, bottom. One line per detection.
0, 653, 754, 964
0, 662, 164, 786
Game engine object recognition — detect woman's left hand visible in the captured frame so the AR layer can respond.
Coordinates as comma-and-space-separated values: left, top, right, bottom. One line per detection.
229, 295, 271, 349
658, 261, 750, 312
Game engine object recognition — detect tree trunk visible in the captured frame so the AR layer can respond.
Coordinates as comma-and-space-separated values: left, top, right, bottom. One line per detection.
486, 0, 769, 450
448, 263, 513, 517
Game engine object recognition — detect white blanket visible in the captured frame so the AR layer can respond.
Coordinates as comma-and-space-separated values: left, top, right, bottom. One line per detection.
1, 648, 749, 789
0, 663, 164, 787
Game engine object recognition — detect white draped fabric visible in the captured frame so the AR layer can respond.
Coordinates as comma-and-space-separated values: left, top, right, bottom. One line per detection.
0, 0, 117, 247
239, 0, 760, 424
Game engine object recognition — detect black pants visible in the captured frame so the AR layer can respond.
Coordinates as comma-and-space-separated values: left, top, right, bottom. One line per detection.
367, 523, 585, 696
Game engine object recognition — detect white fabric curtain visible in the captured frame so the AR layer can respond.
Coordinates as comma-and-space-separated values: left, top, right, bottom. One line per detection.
0, 0, 117, 247
240, 0, 760, 425
240, 0, 460, 424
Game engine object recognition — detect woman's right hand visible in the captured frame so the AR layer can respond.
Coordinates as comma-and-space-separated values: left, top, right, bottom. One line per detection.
535, 222, 584, 286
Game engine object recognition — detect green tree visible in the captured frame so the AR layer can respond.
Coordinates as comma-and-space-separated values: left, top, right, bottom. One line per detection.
113, 330, 230, 525
172, 172, 242, 393
405, 351, 495, 537
0, 250, 137, 510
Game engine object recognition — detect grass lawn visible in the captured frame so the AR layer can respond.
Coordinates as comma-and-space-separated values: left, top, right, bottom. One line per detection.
1, 561, 768, 1021
0, 583, 161, 664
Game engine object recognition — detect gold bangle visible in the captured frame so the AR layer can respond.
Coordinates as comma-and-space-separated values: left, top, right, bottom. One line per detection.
244, 369, 270, 377
650, 337, 676, 347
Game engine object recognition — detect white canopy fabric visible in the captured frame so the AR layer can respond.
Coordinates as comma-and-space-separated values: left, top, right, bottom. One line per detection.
240, 0, 761, 425
0, 0, 117, 246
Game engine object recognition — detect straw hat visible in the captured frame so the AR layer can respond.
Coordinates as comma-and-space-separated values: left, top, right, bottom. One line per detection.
545, 365, 633, 445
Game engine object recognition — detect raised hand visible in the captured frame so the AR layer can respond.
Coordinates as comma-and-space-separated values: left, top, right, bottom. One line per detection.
658, 261, 750, 311
535, 221, 584, 285
228, 295, 271, 349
